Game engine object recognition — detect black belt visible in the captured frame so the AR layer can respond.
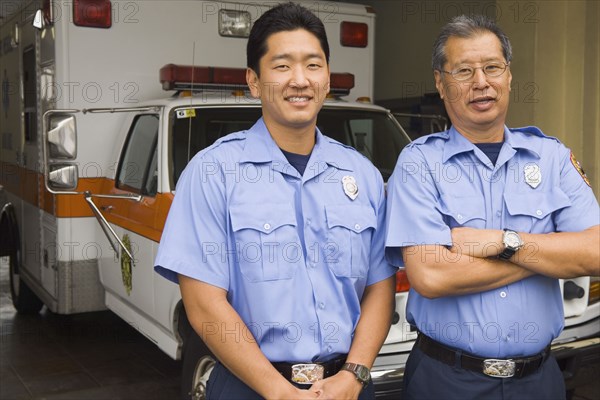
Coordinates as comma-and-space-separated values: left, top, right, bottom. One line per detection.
272, 355, 347, 382
415, 333, 550, 379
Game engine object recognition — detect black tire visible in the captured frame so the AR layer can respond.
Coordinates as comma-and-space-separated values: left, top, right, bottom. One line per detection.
6, 223, 43, 314
180, 313, 216, 400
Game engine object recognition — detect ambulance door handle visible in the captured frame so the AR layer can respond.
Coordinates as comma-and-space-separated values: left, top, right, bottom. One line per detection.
84, 193, 135, 261
100, 205, 114, 212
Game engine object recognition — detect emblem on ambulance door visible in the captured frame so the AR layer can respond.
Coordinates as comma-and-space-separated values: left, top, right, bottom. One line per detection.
120, 234, 134, 295
342, 175, 359, 200
524, 164, 541, 189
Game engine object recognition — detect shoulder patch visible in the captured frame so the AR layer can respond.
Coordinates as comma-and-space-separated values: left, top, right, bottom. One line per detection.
570, 152, 591, 187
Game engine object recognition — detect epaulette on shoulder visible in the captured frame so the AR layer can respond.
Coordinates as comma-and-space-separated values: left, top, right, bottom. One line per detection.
406, 131, 449, 148
216, 130, 248, 145
325, 136, 357, 151
197, 130, 247, 159
510, 126, 560, 143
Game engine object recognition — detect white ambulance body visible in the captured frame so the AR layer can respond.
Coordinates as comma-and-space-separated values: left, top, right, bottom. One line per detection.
0, 0, 376, 319
1, 1, 598, 399
0, 1, 412, 398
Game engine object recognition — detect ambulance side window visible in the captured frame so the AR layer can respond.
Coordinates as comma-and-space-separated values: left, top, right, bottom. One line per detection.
23, 46, 37, 142
117, 114, 159, 196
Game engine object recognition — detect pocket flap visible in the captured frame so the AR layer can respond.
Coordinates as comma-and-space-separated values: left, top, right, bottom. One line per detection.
504, 190, 571, 219
230, 203, 296, 234
325, 204, 377, 233
436, 195, 485, 224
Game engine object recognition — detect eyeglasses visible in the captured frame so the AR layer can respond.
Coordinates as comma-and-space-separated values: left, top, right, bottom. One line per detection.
439, 62, 509, 81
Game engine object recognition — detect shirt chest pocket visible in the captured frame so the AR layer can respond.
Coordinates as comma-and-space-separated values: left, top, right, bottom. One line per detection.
503, 190, 571, 232
436, 195, 486, 228
325, 204, 377, 278
229, 203, 300, 282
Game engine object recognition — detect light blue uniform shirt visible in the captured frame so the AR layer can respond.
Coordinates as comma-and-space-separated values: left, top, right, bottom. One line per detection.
385, 126, 599, 358
155, 118, 395, 363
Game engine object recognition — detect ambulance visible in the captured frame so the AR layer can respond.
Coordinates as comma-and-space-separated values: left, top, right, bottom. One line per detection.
0, 1, 598, 399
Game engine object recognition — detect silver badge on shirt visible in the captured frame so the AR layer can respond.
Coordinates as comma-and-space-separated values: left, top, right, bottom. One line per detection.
342, 176, 359, 200
524, 164, 541, 189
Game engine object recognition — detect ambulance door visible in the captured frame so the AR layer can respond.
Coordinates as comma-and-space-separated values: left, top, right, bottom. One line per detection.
97, 113, 160, 321
18, 18, 44, 286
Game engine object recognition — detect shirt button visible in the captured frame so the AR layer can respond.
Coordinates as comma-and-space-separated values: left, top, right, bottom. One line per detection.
263, 223, 271, 230
536, 209, 543, 216
327, 346, 333, 353
306, 219, 311, 226
500, 291, 507, 298
354, 224, 361, 230
310, 262, 316, 268
457, 214, 463, 220
496, 211, 502, 217
319, 302, 325, 309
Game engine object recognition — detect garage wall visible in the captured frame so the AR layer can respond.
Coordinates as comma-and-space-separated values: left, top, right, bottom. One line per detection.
499, 0, 599, 192
342, 0, 599, 192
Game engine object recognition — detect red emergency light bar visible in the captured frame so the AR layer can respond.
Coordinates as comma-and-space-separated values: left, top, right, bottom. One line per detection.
160, 64, 247, 91
160, 64, 355, 96
330, 73, 355, 95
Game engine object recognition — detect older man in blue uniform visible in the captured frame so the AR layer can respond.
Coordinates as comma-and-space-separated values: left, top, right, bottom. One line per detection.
385, 15, 600, 400
155, 3, 395, 400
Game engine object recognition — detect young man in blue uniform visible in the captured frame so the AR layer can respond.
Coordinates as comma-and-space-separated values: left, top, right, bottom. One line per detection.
155, 3, 396, 399
385, 15, 600, 399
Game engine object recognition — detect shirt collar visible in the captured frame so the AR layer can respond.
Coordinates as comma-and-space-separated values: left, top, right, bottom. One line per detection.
239, 117, 354, 173
441, 126, 475, 163
505, 126, 542, 159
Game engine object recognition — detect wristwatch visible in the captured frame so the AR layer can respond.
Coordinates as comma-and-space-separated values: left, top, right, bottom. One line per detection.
341, 363, 371, 387
498, 229, 523, 260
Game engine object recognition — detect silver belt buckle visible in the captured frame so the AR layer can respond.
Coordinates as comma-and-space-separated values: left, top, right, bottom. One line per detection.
483, 359, 516, 378
291, 363, 324, 384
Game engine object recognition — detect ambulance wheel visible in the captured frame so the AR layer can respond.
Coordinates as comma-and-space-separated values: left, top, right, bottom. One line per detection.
8, 239, 43, 314
182, 330, 215, 400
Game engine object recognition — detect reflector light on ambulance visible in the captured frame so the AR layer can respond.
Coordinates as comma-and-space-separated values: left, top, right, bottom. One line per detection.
73, 0, 112, 28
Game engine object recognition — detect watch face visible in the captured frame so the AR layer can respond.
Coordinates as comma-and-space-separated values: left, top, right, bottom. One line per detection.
504, 231, 522, 248
506, 233, 519, 247
357, 366, 370, 382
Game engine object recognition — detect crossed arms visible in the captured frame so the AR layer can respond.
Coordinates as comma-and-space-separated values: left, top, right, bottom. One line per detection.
403, 225, 600, 299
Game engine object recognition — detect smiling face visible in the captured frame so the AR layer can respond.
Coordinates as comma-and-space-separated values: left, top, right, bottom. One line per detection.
246, 29, 330, 145
434, 32, 512, 142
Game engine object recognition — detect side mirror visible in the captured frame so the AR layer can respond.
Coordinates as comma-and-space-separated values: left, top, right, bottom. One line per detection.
48, 164, 79, 190
43, 111, 80, 193
48, 115, 77, 159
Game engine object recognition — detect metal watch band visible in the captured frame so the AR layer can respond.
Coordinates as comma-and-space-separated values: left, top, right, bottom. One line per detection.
498, 247, 516, 260
341, 362, 370, 386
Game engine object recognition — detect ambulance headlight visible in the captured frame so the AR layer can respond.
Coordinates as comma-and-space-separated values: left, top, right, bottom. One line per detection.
219, 9, 251, 38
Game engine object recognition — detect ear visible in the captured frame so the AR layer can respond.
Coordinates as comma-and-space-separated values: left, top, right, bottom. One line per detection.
507, 67, 513, 93
434, 70, 444, 100
246, 68, 260, 98
324, 65, 331, 94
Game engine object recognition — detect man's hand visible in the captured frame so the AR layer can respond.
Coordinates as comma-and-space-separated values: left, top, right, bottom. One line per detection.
282, 387, 321, 399
450, 227, 503, 258
308, 371, 363, 400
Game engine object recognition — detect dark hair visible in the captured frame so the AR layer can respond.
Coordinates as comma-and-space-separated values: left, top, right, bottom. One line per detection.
247, 2, 330, 76
432, 15, 512, 70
